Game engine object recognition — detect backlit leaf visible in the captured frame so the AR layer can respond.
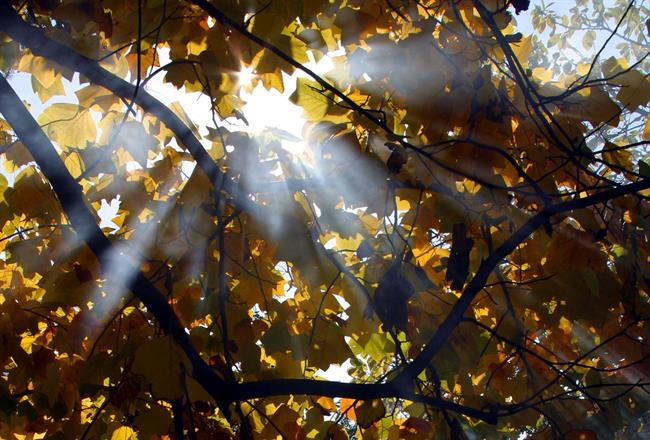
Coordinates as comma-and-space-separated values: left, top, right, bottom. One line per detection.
290, 77, 332, 121
37, 103, 96, 151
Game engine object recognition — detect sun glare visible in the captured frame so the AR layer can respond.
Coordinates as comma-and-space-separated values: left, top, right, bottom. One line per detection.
236, 65, 255, 86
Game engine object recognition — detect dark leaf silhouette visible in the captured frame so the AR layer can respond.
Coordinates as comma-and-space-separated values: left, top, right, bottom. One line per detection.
445, 223, 474, 291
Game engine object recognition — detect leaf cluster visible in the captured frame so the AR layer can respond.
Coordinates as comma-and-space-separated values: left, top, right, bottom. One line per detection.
0, 0, 649, 439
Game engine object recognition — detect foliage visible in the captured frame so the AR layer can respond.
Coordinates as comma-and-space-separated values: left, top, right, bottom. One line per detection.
0, 0, 649, 438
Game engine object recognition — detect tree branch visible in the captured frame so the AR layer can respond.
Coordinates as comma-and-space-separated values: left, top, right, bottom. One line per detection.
0, 74, 233, 419
231, 379, 497, 424
0, 1, 258, 219
0, 10, 498, 426
392, 178, 650, 386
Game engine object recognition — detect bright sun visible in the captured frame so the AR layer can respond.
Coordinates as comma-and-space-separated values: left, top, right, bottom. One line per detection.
236, 65, 255, 86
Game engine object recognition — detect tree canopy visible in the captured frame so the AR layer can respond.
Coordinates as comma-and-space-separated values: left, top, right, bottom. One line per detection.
0, 0, 649, 438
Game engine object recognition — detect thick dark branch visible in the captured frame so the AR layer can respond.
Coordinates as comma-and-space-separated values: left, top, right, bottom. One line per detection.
582, 0, 636, 84
0, 7, 497, 425
393, 178, 650, 386
232, 379, 497, 424
0, 74, 232, 418
189, 0, 386, 130
471, 0, 619, 188
187, 0, 502, 194
0, 2, 259, 218
171, 399, 186, 440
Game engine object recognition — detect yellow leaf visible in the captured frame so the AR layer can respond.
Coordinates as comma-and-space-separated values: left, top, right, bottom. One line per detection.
37, 103, 96, 151
64, 151, 84, 178
531, 67, 553, 83
602, 141, 632, 171
511, 35, 533, 66
615, 70, 650, 111
0, 173, 7, 204
581, 87, 620, 127
20, 333, 37, 354
110, 426, 137, 440
76, 84, 121, 112
290, 77, 332, 121
168, 101, 201, 140
100, 53, 130, 78
31, 74, 65, 103
308, 321, 353, 370
216, 94, 244, 118
188, 37, 208, 56
260, 70, 285, 92
18, 54, 57, 88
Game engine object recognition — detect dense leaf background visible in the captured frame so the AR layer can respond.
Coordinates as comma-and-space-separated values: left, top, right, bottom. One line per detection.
0, 0, 649, 438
